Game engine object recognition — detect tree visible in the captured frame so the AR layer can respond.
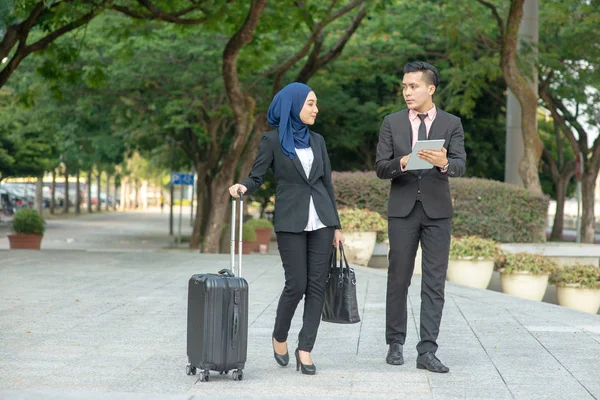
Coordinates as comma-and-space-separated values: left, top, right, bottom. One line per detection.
474, 0, 543, 195
0, 0, 231, 90
537, 0, 600, 242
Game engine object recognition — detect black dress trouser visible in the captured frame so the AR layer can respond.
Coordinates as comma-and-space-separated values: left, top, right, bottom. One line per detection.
386, 201, 452, 355
273, 227, 335, 352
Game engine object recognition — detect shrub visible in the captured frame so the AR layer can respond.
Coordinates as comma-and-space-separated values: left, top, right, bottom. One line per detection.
550, 264, 600, 289
331, 172, 549, 243
242, 223, 257, 242
332, 171, 389, 216
449, 236, 499, 260
450, 178, 549, 243
244, 218, 274, 230
495, 252, 558, 275
12, 208, 45, 235
338, 208, 387, 234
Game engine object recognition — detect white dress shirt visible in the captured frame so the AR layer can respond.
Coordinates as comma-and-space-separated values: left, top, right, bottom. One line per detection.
295, 147, 326, 231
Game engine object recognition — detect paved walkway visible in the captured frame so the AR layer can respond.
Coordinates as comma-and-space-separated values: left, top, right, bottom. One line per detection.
1, 211, 600, 399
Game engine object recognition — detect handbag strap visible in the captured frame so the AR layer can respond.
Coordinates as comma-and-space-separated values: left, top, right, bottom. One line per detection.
338, 243, 350, 270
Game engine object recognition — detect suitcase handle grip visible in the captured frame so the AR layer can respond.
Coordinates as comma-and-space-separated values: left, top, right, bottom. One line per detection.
232, 307, 239, 343
218, 268, 235, 278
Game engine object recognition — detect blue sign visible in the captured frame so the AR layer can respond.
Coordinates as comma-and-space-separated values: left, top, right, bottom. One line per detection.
171, 173, 195, 186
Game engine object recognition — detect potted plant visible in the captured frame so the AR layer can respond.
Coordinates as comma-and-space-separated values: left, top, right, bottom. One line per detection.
550, 264, 600, 313
244, 218, 274, 253
495, 252, 557, 301
338, 208, 386, 266
240, 223, 257, 255
8, 208, 46, 250
447, 236, 499, 289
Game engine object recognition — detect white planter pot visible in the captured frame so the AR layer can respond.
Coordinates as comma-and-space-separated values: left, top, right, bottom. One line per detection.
342, 232, 377, 266
500, 271, 549, 301
447, 258, 494, 289
556, 284, 600, 314
384, 242, 422, 275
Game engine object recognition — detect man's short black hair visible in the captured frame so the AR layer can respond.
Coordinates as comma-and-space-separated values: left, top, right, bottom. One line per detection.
403, 61, 440, 88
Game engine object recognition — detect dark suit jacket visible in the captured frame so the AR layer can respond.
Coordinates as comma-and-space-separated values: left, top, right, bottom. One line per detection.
375, 108, 466, 219
240, 129, 341, 233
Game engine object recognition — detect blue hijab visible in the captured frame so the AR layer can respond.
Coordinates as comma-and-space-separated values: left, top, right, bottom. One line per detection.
267, 82, 312, 160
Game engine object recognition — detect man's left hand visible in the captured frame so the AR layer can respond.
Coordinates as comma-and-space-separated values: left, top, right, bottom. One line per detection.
418, 147, 448, 168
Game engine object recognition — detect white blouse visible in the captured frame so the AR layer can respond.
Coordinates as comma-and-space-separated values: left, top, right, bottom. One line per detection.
295, 147, 326, 231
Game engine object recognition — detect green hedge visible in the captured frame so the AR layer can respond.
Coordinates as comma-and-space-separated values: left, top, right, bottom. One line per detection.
331, 172, 549, 243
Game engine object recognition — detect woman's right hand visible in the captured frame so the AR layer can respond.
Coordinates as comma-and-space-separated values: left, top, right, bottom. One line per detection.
228, 184, 247, 198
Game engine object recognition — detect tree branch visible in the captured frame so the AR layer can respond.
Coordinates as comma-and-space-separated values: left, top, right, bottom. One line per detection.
295, 3, 368, 83
112, 0, 233, 25
0, 1, 108, 89
251, 0, 367, 93
474, 0, 505, 45
542, 146, 560, 182
539, 80, 581, 155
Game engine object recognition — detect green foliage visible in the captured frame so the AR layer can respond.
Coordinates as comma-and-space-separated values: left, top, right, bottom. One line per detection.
11, 208, 46, 235
242, 223, 256, 242
338, 208, 387, 234
332, 172, 548, 243
451, 178, 549, 243
495, 252, 558, 275
550, 264, 600, 289
244, 218, 273, 230
449, 236, 500, 261
332, 171, 389, 216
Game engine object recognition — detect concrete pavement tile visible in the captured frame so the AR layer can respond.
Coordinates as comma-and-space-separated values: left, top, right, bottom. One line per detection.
0, 390, 192, 400
508, 383, 594, 399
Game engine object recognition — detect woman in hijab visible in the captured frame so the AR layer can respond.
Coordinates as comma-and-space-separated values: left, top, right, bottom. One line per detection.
229, 82, 344, 375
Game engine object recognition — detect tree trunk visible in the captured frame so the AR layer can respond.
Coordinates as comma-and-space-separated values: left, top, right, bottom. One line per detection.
134, 179, 139, 209
114, 180, 118, 210
75, 170, 81, 215
501, 0, 543, 195
105, 173, 110, 211
549, 176, 569, 241
96, 171, 101, 212
87, 170, 93, 213
581, 173, 596, 243
63, 166, 69, 214
50, 169, 56, 215
190, 170, 207, 249
201, 175, 232, 253
120, 178, 127, 211
35, 176, 43, 215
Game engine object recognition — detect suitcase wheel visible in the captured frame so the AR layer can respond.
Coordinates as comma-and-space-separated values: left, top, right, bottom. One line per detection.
186, 365, 197, 376
232, 369, 243, 381
199, 370, 210, 382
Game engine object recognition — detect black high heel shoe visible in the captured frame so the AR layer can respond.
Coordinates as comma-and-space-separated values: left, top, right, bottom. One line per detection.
272, 338, 289, 366
295, 348, 316, 375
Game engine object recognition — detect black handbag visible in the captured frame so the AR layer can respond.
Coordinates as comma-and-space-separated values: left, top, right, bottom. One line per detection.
322, 243, 361, 324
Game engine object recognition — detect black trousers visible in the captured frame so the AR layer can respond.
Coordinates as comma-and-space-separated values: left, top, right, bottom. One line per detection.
386, 201, 451, 355
273, 227, 335, 352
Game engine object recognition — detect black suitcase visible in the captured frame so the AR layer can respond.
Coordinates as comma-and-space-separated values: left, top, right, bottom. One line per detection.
186, 192, 249, 382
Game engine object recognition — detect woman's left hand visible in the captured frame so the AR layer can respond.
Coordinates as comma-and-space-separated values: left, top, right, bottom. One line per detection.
333, 229, 344, 248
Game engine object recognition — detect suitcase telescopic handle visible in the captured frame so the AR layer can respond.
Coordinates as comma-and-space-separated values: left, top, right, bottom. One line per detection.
230, 190, 244, 277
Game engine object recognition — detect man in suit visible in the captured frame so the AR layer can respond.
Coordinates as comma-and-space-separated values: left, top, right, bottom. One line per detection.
375, 61, 466, 373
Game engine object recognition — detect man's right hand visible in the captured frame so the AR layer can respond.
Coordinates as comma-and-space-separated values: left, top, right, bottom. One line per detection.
400, 154, 411, 169
228, 184, 247, 198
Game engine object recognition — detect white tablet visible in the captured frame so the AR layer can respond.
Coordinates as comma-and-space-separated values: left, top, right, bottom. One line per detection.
405, 139, 446, 170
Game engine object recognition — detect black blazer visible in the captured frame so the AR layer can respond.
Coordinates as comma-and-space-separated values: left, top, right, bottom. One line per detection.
240, 129, 341, 233
375, 108, 467, 219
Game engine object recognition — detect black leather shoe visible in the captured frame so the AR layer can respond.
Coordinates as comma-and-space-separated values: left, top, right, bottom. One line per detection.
386, 343, 404, 365
295, 348, 316, 375
416, 352, 449, 373
272, 338, 289, 367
